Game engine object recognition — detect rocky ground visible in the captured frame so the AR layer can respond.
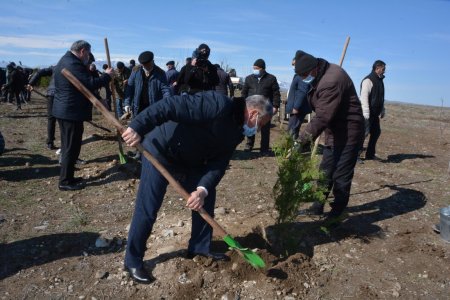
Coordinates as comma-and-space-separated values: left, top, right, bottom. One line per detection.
0, 92, 449, 299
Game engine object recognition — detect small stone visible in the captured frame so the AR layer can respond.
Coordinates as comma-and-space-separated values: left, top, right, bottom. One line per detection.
215, 207, 226, 215
231, 263, 239, 271
162, 229, 174, 238
276, 291, 282, 296
78, 296, 85, 300
67, 284, 73, 293
178, 273, 191, 284
284, 297, 295, 300
392, 291, 400, 297
34, 225, 48, 230
177, 220, 185, 227
95, 270, 108, 279
303, 282, 310, 288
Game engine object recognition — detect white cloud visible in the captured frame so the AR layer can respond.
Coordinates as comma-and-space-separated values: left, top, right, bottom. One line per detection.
0, 16, 43, 27
0, 34, 91, 49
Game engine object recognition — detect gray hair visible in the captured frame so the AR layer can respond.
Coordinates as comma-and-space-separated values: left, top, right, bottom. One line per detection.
70, 40, 91, 53
245, 95, 273, 118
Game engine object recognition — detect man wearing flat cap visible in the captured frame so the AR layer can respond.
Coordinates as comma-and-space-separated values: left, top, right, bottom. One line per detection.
295, 50, 364, 223
165, 60, 179, 94
176, 43, 219, 95
124, 51, 171, 118
124, 51, 171, 159
241, 58, 281, 155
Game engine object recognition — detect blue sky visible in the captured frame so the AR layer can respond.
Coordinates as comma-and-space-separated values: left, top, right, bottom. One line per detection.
1, 0, 449, 106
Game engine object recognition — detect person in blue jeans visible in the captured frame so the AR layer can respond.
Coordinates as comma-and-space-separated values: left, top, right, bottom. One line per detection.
120, 92, 272, 284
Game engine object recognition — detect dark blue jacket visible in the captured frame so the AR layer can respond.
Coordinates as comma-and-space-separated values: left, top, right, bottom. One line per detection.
130, 91, 244, 192
124, 65, 171, 116
286, 75, 312, 115
53, 51, 111, 121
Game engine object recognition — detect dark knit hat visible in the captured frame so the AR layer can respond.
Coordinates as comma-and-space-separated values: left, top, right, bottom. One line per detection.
294, 51, 318, 75
253, 58, 266, 69
138, 51, 154, 64
116, 61, 125, 69
166, 60, 175, 66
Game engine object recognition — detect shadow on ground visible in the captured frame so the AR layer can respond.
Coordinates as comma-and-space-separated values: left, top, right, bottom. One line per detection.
382, 153, 435, 163
0, 232, 124, 280
263, 185, 427, 259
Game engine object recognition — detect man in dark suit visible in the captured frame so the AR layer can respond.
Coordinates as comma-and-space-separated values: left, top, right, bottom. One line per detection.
121, 92, 273, 284
241, 58, 281, 155
53, 40, 113, 191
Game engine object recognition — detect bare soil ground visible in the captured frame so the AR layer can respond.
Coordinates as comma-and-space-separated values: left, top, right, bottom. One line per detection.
1, 92, 449, 299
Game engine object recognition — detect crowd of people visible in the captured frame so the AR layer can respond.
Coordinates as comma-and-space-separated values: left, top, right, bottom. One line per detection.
0, 39, 387, 284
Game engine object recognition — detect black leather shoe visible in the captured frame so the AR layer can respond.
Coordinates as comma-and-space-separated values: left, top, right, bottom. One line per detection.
124, 266, 155, 284
58, 182, 84, 191
186, 251, 230, 261
72, 177, 83, 184
243, 144, 253, 152
47, 143, 57, 150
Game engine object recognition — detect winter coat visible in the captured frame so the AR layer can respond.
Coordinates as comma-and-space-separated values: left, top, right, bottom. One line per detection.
124, 65, 171, 116
215, 67, 234, 97
129, 91, 244, 192
241, 71, 281, 108
52, 51, 111, 122
176, 61, 219, 95
4, 69, 24, 92
300, 59, 364, 147
286, 75, 312, 114
113, 67, 131, 99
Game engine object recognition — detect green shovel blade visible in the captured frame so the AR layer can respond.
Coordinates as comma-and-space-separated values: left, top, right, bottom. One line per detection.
119, 152, 127, 164
223, 235, 266, 268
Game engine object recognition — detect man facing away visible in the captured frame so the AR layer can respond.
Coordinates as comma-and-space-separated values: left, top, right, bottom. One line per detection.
121, 92, 273, 284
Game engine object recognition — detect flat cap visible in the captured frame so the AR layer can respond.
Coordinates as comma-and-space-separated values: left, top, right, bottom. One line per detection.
138, 51, 154, 64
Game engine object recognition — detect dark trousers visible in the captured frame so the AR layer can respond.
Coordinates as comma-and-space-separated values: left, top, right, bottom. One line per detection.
287, 112, 307, 140
57, 119, 83, 185
246, 119, 271, 152
320, 143, 360, 213
10, 91, 21, 108
125, 157, 217, 268
365, 116, 381, 159
46, 96, 56, 145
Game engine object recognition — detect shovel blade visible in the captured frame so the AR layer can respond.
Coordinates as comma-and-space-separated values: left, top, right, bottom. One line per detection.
119, 152, 127, 164
223, 235, 266, 268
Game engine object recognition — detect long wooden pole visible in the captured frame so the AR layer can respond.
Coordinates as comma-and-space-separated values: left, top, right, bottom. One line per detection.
104, 38, 126, 163
311, 36, 350, 157
61, 68, 228, 237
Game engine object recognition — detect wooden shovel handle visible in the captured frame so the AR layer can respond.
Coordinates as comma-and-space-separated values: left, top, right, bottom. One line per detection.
61, 68, 228, 237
